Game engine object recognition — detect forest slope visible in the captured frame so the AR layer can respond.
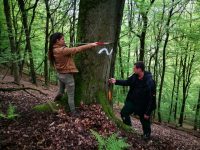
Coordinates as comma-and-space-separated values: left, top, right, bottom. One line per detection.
0, 75, 199, 150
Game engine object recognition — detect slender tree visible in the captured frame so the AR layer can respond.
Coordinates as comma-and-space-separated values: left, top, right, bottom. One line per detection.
44, 0, 51, 86
136, 0, 155, 61
174, 57, 182, 121
117, 42, 126, 94
69, 0, 77, 47
157, 0, 175, 122
17, 0, 38, 84
179, 48, 195, 126
152, 0, 165, 82
168, 52, 178, 123
194, 89, 200, 130
3, 0, 20, 84
126, 0, 133, 76
178, 6, 196, 126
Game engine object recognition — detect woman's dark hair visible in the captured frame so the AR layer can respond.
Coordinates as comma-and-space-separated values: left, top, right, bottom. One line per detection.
134, 61, 145, 71
48, 32, 64, 66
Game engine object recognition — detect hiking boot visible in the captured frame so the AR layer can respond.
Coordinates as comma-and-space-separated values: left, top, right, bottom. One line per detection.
54, 94, 63, 102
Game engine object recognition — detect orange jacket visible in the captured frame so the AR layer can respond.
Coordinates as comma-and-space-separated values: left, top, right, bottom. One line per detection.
53, 44, 94, 73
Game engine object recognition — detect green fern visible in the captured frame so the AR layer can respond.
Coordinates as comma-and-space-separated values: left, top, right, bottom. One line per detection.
91, 129, 106, 150
0, 103, 19, 120
7, 103, 19, 119
91, 129, 130, 150
0, 113, 6, 118
106, 133, 130, 150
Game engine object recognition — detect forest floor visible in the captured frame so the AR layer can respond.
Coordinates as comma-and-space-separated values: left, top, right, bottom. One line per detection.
0, 74, 200, 150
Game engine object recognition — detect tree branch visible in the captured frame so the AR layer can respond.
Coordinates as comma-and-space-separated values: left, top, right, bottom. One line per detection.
0, 87, 47, 96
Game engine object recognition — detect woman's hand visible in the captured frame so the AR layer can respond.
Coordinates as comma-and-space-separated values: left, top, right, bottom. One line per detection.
89, 42, 99, 47
108, 78, 116, 84
89, 42, 106, 47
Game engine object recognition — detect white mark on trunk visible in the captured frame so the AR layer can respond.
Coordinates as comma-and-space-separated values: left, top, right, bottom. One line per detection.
98, 48, 113, 56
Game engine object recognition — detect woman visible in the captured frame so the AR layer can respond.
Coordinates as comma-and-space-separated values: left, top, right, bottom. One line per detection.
48, 32, 98, 113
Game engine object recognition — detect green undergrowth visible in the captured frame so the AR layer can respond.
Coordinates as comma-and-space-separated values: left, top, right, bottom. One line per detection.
33, 102, 60, 112
33, 94, 70, 112
0, 103, 19, 120
91, 129, 130, 150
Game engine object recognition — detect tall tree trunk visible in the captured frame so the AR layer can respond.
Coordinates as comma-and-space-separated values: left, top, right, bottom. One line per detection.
174, 57, 182, 121
179, 50, 195, 126
118, 42, 124, 80
76, 0, 125, 118
17, 0, 36, 84
179, 54, 187, 126
117, 42, 125, 94
138, 0, 155, 61
157, 0, 174, 122
3, 0, 20, 84
134, 44, 139, 62
127, 0, 133, 76
44, 0, 50, 86
11, 1, 23, 77
153, 0, 165, 82
19, 0, 38, 78
69, 0, 77, 47
139, 13, 147, 61
194, 89, 200, 130
168, 52, 178, 123
179, 9, 195, 126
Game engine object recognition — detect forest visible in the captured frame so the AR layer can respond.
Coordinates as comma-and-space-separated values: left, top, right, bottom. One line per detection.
0, 0, 200, 149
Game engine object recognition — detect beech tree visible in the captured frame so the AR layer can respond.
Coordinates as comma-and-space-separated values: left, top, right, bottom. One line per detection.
75, 0, 125, 119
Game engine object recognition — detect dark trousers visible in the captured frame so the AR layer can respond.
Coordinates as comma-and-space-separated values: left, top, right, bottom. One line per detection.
120, 101, 151, 136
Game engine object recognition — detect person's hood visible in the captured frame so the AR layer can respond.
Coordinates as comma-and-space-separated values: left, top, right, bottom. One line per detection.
144, 71, 153, 80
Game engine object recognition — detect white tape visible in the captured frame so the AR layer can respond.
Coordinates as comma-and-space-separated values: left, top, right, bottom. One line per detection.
98, 48, 113, 56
